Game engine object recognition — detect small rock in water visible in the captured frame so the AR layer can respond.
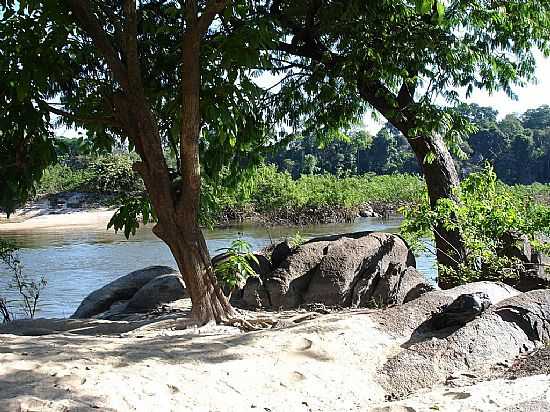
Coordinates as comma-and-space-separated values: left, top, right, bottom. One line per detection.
430, 292, 492, 330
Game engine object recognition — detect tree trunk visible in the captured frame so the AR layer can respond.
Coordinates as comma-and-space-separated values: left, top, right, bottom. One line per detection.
356, 78, 466, 288
67, 0, 233, 324
153, 219, 235, 324
405, 133, 466, 288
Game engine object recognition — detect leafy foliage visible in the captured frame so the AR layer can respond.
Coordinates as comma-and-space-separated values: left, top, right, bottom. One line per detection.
36, 153, 144, 197
0, 239, 47, 320
268, 0, 550, 151
401, 165, 550, 286
221, 164, 425, 213
107, 195, 156, 239
85, 154, 144, 194
214, 239, 258, 293
458, 104, 550, 185
37, 163, 91, 194
288, 231, 307, 249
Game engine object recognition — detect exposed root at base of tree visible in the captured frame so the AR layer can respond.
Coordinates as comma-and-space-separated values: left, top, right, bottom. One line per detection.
223, 312, 322, 332
223, 317, 277, 331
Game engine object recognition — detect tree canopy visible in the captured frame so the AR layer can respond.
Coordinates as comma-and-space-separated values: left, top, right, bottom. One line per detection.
1, 0, 550, 302
1, 1, 277, 215
269, 104, 550, 185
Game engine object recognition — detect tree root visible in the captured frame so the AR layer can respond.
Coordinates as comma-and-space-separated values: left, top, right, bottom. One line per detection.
223, 312, 322, 332
223, 316, 278, 331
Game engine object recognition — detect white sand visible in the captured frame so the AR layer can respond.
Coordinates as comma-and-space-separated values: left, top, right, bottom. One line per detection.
0, 310, 395, 412
1, 306, 549, 412
0, 208, 115, 231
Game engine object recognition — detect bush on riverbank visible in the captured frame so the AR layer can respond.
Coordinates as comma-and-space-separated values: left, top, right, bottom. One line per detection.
212, 165, 426, 224
402, 165, 550, 288
37, 153, 144, 198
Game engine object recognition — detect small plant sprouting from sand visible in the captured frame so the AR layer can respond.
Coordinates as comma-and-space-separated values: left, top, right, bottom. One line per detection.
215, 238, 258, 298
0, 239, 47, 320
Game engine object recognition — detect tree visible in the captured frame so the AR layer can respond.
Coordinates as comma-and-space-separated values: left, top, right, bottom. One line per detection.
522, 105, 550, 130
362, 125, 419, 175
265, 0, 550, 287
302, 153, 318, 175
0, 0, 276, 323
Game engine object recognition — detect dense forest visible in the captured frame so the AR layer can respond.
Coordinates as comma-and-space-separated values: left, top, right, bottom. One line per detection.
270, 104, 550, 184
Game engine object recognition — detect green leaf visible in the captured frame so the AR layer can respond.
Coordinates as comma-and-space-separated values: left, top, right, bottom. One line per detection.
416, 0, 434, 14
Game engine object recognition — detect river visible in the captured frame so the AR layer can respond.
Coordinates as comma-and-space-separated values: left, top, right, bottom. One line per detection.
0, 216, 436, 318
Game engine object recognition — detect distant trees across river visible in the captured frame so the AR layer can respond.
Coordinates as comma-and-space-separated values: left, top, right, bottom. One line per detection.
269, 104, 550, 185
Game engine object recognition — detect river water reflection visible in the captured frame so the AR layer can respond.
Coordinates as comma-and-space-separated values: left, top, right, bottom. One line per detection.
0, 217, 435, 318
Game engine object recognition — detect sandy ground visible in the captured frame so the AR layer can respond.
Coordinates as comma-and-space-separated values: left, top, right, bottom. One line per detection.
0, 307, 394, 412
0, 207, 115, 231
1, 303, 549, 412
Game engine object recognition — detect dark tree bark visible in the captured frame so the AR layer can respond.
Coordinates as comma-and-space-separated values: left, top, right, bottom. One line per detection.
404, 133, 466, 288
65, 0, 234, 323
357, 77, 466, 288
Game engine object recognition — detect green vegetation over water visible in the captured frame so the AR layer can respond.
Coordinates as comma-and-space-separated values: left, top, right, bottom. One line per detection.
34, 154, 550, 225
214, 166, 424, 211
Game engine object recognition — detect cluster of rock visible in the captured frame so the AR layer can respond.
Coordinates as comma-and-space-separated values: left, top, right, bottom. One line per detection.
500, 230, 550, 291
232, 231, 433, 310
72, 231, 434, 319
71, 266, 186, 319
373, 282, 550, 400
72, 230, 549, 325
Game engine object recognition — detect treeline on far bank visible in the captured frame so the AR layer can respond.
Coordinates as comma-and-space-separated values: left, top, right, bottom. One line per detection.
269, 104, 550, 185
32, 102, 550, 225
35, 150, 550, 226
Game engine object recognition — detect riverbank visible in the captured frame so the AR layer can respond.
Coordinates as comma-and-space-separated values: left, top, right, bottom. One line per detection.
0, 201, 396, 232
0, 207, 116, 231
32, 162, 427, 225
2, 288, 550, 412
17, 162, 549, 228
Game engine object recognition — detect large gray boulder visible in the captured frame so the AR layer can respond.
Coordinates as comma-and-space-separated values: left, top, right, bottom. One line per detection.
379, 288, 550, 399
126, 273, 187, 312
239, 232, 432, 310
372, 281, 520, 336
71, 266, 177, 318
266, 240, 333, 308
303, 233, 416, 307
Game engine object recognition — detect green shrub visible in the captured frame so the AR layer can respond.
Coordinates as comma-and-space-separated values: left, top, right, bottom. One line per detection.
219, 164, 425, 213
36, 153, 144, 196
401, 165, 550, 286
37, 164, 90, 194
214, 239, 258, 295
85, 154, 144, 194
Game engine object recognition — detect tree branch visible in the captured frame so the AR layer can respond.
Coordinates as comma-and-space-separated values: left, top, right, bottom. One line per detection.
197, 0, 226, 35
44, 102, 121, 128
277, 41, 324, 62
65, 0, 130, 90
123, 0, 143, 91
